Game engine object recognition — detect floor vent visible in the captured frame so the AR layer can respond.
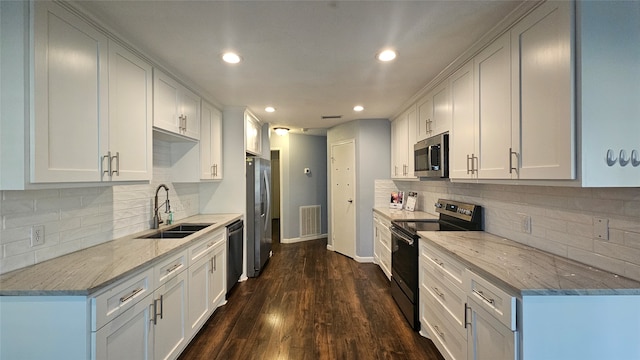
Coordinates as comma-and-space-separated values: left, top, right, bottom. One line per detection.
300, 205, 321, 238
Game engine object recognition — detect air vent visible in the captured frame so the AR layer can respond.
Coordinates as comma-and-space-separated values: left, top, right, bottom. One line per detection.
321, 115, 342, 120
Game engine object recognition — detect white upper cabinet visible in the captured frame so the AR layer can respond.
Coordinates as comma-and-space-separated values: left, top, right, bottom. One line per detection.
450, 63, 475, 179
417, 82, 451, 141
200, 101, 223, 180
32, 1, 108, 183
511, 1, 573, 180
391, 105, 417, 179
474, 32, 513, 179
245, 112, 262, 156
107, 41, 153, 182
153, 69, 201, 140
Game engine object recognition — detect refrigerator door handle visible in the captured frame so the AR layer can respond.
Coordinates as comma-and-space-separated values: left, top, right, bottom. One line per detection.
263, 169, 271, 233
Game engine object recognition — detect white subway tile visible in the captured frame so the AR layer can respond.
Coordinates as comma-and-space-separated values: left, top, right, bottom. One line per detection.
36, 197, 82, 212
594, 240, 640, 266
567, 247, 627, 276
0, 252, 35, 273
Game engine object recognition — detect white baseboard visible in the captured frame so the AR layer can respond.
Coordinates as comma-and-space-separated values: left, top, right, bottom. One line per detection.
281, 233, 328, 244
326, 244, 334, 251
354, 255, 374, 263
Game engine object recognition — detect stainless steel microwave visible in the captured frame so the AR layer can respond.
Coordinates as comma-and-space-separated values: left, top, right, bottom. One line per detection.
414, 133, 449, 178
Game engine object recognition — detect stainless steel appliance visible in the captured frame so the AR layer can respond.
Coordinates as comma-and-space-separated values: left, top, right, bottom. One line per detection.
414, 132, 449, 178
246, 157, 272, 277
390, 199, 482, 330
227, 219, 244, 294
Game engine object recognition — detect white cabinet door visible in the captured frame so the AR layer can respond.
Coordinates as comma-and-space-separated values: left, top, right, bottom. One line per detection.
153, 70, 181, 134
179, 87, 201, 140
107, 41, 153, 182
200, 102, 223, 180
450, 63, 476, 179
373, 215, 381, 264
511, 1, 573, 180
466, 298, 517, 360
416, 95, 433, 141
94, 294, 154, 360
187, 250, 213, 334
391, 106, 417, 179
32, 1, 108, 183
153, 70, 200, 140
474, 32, 512, 179
210, 242, 226, 310
153, 270, 188, 360
245, 113, 262, 155
431, 82, 451, 136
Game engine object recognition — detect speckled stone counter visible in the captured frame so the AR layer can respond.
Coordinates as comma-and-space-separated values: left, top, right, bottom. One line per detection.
373, 207, 439, 221
418, 231, 640, 296
0, 213, 242, 296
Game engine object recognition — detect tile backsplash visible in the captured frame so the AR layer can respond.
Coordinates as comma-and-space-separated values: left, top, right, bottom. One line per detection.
376, 179, 640, 282
0, 139, 199, 274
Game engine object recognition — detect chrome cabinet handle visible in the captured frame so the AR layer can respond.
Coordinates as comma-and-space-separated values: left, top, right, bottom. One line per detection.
466, 154, 472, 174
120, 287, 144, 303
102, 151, 112, 175
213, 164, 218, 177
473, 289, 495, 305
433, 325, 445, 339
433, 287, 444, 298
431, 257, 444, 267
509, 148, 518, 174
153, 295, 163, 324
464, 303, 470, 329
472, 154, 478, 174
110, 152, 120, 176
166, 263, 181, 274
214, 254, 217, 271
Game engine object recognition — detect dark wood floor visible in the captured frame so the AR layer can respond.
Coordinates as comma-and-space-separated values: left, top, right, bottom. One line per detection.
178, 236, 444, 360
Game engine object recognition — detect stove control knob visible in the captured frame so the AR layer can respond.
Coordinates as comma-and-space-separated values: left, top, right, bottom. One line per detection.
464, 210, 473, 216
435, 202, 443, 208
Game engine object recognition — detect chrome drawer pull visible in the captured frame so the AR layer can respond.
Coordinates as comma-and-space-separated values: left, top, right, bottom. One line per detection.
432, 257, 444, 267
120, 287, 144, 303
166, 263, 182, 273
434, 325, 445, 339
473, 289, 495, 305
433, 287, 444, 298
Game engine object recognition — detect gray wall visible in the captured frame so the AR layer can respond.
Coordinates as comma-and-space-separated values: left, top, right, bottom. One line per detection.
271, 132, 328, 240
327, 119, 391, 259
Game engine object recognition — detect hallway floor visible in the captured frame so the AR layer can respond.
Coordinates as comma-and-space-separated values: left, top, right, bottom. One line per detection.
178, 238, 444, 360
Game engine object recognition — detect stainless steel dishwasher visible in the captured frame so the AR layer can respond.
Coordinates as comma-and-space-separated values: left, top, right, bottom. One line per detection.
226, 220, 244, 295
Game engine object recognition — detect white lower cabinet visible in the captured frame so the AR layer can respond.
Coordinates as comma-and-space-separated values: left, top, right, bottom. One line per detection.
372, 213, 392, 280
188, 232, 227, 333
466, 297, 517, 360
419, 239, 517, 360
153, 270, 188, 360
95, 293, 155, 360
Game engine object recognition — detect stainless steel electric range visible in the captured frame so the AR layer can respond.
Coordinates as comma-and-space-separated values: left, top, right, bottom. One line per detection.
389, 199, 483, 331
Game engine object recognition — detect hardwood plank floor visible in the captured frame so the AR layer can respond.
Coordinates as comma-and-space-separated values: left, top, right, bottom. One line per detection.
179, 238, 445, 360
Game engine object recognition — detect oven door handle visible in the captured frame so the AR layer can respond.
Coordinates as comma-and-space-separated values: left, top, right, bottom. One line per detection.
390, 227, 415, 246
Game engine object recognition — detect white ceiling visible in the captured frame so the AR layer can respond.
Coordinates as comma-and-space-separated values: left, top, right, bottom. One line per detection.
75, 0, 524, 135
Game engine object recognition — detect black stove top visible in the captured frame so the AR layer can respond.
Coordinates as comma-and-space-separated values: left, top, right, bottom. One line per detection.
391, 199, 483, 236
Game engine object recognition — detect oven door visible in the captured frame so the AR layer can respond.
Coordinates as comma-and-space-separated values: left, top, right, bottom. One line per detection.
390, 226, 418, 302
413, 141, 429, 176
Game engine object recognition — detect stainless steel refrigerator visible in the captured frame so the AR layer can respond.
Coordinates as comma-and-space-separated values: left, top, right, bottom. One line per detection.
246, 157, 272, 277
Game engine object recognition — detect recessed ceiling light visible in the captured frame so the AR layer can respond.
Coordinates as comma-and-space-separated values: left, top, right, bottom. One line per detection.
353, 105, 364, 112
265, 106, 276, 113
376, 49, 397, 62
221, 52, 242, 64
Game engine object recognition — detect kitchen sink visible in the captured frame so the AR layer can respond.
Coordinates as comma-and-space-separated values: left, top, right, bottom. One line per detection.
139, 223, 214, 239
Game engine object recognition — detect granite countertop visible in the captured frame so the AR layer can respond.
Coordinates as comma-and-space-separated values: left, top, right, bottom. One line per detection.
418, 231, 640, 296
0, 213, 242, 296
373, 207, 439, 221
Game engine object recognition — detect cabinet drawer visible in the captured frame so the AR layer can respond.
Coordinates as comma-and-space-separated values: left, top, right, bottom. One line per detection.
420, 289, 467, 360
189, 228, 225, 264
155, 249, 188, 286
420, 240, 465, 286
93, 267, 154, 331
379, 225, 392, 252
420, 257, 466, 330
464, 269, 517, 331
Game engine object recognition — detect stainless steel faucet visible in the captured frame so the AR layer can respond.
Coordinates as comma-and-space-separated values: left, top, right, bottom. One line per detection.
153, 184, 171, 229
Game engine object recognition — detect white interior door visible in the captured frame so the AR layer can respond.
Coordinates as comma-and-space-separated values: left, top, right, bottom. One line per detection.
331, 140, 356, 258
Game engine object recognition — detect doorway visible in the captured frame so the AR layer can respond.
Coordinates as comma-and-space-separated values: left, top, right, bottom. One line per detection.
330, 140, 356, 258
270, 150, 281, 243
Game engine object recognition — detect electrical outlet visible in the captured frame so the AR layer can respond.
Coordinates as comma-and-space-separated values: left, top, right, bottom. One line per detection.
594, 217, 609, 240
31, 225, 45, 247
520, 214, 531, 234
